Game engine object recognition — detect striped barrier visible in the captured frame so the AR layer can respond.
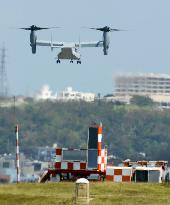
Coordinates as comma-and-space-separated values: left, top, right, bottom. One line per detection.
55, 161, 87, 170
106, 166, 132, 182
54, 147, 107, 172
97, 124, 107, 172
97, 149, 107, 172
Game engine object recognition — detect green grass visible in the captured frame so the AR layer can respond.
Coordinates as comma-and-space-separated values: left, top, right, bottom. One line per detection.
0, 182, 170, 205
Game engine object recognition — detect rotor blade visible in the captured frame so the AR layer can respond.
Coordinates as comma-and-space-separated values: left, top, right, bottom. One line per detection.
110, 29, 121, 31
19, 28, 31, 30
89, 27, 103, 31
88, 27, 110, 32
110, 29, 126, 31
18, 25, 60, 31
88, 26, 126, 32
89, 27, 98, 30
82, 26, 104, 31
36, 26, 60, 30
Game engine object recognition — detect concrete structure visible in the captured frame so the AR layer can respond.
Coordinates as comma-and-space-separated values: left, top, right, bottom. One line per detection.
0, 153, 47, 183
75, 178, 89, 204
134, 167, 163, 183
106, 160, 168, 183
57, 87, 95, 102
35, 86, 95, 102
112, 73, 170, 107
0, 155, 16, 183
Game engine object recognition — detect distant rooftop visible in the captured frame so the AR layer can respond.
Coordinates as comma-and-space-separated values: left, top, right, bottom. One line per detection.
113, 73, 170, 79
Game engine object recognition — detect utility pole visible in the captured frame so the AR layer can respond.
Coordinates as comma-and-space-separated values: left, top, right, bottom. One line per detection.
0, 45, 8, 97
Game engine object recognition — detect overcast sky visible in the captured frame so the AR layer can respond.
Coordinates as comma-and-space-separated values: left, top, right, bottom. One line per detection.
1, 0, 170, 96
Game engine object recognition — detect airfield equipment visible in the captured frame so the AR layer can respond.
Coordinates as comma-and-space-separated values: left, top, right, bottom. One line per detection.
39, 123, 107, 182
39, 123, 169, 183
20, 25, 123, 63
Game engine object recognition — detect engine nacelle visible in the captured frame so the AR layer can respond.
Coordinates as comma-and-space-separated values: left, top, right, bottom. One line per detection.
103, 31, 110, 55
30, 30, 37, 54
31, 44, 36, 54
103, 48, 108, 55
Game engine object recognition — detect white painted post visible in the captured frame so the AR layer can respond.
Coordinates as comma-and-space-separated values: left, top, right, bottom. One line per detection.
15, 124, 20, 183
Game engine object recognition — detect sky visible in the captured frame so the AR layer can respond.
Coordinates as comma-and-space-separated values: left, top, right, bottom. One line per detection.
1, 0, 170, 96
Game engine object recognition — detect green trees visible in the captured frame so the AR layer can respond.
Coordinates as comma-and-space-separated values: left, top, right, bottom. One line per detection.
130, 95, 156, 106
0, 100, 170, 162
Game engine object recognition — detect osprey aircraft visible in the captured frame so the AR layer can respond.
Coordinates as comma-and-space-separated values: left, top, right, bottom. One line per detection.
20, 25, 122, 64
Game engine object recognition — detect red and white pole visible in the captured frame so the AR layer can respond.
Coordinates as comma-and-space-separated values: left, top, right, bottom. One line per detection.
15, 124, 20, 183
97, 123, 102, 171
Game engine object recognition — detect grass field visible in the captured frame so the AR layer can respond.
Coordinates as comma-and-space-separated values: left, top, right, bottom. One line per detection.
0, 182, 170, 205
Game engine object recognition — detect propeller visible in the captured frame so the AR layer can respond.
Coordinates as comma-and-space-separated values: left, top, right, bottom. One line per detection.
18, 25, 59, 31
88, 26, 124, 32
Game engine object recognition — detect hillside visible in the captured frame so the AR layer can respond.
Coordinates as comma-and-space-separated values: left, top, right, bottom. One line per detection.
0, 100, 170, 162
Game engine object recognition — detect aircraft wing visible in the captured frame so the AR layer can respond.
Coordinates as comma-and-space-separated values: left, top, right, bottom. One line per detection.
77, 41, 103, 48
36, 40, 103, 48
36, 40, 64, 47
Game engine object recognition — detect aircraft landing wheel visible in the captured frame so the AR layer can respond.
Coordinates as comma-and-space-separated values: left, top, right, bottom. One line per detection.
70, 60, 73, 63
77, 60, 81, 64
56, 59, 61, 64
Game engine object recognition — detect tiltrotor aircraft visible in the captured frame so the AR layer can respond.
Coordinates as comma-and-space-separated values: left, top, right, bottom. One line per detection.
20, 25, 122, 64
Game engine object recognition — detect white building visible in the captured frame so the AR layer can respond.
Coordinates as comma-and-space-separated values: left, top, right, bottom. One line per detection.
35, 86, 95, 102
35, 85, 56, 101
57, 87, 95, 102
111, 73, 170, 107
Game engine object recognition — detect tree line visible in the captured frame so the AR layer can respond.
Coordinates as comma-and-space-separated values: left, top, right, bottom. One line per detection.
0, 96, 170, 162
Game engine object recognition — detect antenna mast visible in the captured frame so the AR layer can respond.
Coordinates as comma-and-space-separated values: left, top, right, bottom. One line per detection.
0, 45, 8, 97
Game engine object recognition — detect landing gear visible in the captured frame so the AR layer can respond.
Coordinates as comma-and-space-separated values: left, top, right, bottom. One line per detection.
77, 60, 81, 64
56, 59, 61, 63
70, 60, 73, 63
